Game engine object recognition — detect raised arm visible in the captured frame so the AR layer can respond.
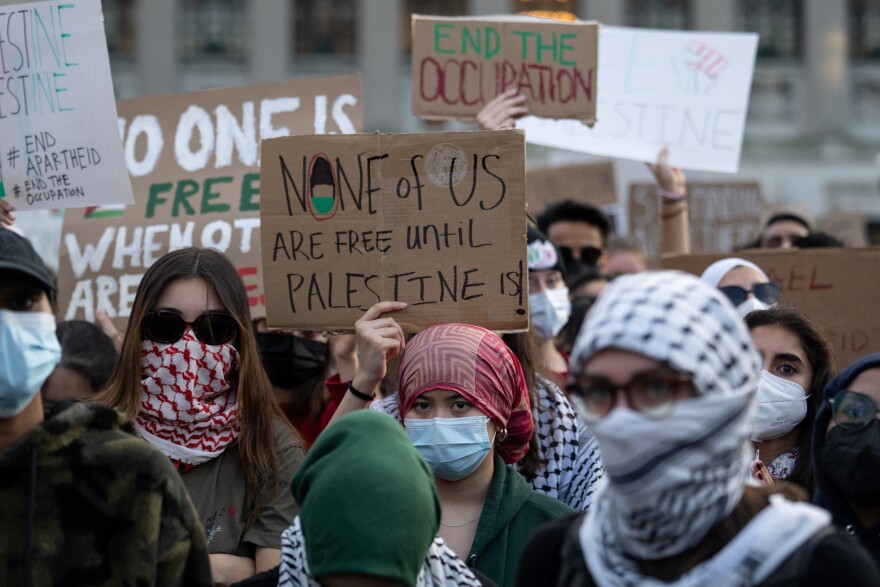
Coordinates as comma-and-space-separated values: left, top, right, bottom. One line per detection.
648, 147, 690, 256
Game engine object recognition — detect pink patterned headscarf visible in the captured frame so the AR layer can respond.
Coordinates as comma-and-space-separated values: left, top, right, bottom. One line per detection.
398, 324, 533, 464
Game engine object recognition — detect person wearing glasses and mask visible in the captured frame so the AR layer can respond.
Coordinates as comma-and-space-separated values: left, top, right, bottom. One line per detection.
516, 271, 878, 587
99, 247, 306, 585
536, 201, 612, 285
700, 257, 780, 319
813, 353, 880, 571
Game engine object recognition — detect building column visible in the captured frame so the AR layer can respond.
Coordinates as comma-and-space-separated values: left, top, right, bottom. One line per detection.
804, 0, 848, 137
136, 0, 176, 95
250, 1, 291, 84
583, 0, 624, 25
693, 0, 736, 31
358, 0, 402, 131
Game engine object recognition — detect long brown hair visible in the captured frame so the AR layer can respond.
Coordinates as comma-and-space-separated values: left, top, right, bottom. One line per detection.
98, 247, 295, 524
745, 305, 836, 496
503, 331, 542, 481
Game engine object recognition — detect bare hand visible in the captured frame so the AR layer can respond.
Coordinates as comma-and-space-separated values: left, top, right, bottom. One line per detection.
95, 309, 124, 353
352, 301, 407, 391
208, 553, 256, 586
647, 146, 686, 195
752, 460, 775, 486
0, 199, 15, 227
329, 333, 358, 382
476, 88, 528, 131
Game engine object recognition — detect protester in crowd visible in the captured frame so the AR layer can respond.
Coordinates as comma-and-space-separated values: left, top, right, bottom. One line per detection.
526, 226, 571, 389
0, 228, 212, 586
813, 352, 880, 569
745, 306, 836, 495
700, 257, 780, 319
516, 271, 879, 587
603, 236, 648, 278
272, 410, 489, 587
536, 201, 612, 283
331, 305, 574, 586
758, 212, 812, 249
98, 247, 305, 585
40, 320, 118, 413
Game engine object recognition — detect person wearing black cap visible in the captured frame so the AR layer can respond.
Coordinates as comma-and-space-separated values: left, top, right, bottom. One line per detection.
0, 227, 211, 586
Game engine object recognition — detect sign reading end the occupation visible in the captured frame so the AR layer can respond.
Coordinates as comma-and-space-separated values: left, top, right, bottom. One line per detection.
260, 130, 528, 332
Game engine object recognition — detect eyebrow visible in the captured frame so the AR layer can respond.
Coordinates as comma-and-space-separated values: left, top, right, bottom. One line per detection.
773, 353, 804, 365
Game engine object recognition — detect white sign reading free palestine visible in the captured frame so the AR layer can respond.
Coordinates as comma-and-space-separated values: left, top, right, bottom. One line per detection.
519, 26, 759, 173
0, 0, 133, 211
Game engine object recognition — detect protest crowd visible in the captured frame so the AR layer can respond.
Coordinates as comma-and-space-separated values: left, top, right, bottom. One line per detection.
2, 3, 880, 587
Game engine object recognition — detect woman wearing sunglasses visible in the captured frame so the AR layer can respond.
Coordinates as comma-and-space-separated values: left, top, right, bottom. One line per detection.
700, 257, 780, 319
745, 307, 836, 495
813, 353, 880, 570
516, 271, 878, 587
99, 248, 306, 585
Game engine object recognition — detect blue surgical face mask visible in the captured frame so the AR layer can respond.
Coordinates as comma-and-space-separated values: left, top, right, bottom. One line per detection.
405, 416, 493, 481
0, 310, 61, 417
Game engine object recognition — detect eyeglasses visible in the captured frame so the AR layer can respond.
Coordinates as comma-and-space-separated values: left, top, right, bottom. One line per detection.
830, 390, 880, 430
558, 245, 604, 267
143, 310, 238, 345
718, 282, 780, 307
566, 370, 696, 422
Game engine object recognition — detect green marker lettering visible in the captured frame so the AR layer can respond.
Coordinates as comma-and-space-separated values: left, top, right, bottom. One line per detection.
172, 180, 198, 217
434, 23, 455, 54
146, 182, 172, 219
240, 173, 260, 211
560, 33, 576, 66
58, 4, 78, 66
202, 177, 233, 214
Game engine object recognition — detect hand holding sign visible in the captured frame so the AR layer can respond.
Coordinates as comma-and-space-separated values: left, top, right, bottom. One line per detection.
351, 301, 408, 393
476, 89, 528, 130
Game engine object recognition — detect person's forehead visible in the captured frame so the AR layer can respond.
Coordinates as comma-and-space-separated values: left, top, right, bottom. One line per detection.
849, 368, 880, 399
765, 220, 809, 236
547, 221, 603, 245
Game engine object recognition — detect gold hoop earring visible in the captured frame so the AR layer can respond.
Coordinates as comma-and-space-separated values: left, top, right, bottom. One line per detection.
496, 427, 508, 443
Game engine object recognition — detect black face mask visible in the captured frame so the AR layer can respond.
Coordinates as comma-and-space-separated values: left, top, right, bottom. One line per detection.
254, 331, 328, 390
821, 419, 880, 508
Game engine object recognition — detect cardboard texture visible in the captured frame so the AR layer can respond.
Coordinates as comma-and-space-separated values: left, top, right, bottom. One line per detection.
519, 26, 759, 173
411, 15, 598, 122
526, 161, 616, 213
0, 0, 133, 211
819, 211, 868, 247
259, 130, 528, 332
629, 182, 764, 265
663, 248, 880, 368
57, 74, 362, 326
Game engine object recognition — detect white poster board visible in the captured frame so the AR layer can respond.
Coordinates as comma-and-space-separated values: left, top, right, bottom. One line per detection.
519, 26, 759, 173
0, 0, 133, 211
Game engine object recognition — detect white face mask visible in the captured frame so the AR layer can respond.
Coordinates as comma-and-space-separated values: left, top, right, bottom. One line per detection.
736, 297, 770, 319
529, 287, 571, 341
751, 370, 809, 442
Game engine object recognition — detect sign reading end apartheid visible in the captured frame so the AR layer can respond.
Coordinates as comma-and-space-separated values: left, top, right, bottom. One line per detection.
260, 130, 528, 332
0, 0, 133, 211
412, 15, 599, 122
519, 26, 759, 173
663, 248, 880, 368
57, 74, 362, 326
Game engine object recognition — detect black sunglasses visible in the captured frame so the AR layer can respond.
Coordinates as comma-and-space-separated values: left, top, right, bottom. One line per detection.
718, 282, 780, 306
558, 245, 604, 267
143, 310, 238, 345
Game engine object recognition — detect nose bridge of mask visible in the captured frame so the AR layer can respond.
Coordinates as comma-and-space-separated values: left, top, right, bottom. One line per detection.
758, 370, 807, 403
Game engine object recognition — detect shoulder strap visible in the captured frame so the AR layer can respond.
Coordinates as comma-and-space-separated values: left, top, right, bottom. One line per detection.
555, 513, 592, 587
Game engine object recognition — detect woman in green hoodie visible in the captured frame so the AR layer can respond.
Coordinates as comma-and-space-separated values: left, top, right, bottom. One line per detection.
334, 303, 574, 587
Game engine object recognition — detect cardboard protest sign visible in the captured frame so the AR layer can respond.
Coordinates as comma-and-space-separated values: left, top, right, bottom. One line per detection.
819, 211, 868, 247
526, 161, 616, 214
411, 15, 599, 122
260, 130, 527, 332
629, 182, 764, 265
0, 0, 133, 210
519, 26, 759, 173
57, 74, 362, 325
663, 248, 880, 368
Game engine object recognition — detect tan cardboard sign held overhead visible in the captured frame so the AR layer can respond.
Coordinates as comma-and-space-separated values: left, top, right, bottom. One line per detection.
412, 15, 599, 122
663, 248, 880, 368
260, 130, 528, 332
630, 182, 764, 266
819, 211, 868, 247
526, 161, 616, 214
58, 74, 363, 327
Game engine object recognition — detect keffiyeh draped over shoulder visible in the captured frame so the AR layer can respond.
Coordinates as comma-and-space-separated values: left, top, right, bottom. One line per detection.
398, 324, 533, 464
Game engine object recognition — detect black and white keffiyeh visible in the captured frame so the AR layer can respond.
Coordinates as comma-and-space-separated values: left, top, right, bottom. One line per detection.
370, 376, 605, 511
279, 518, 483, 587
570, 271, 770, 564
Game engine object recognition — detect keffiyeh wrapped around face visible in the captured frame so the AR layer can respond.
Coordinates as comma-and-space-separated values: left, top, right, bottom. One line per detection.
570, 271, 762, 564
399, 323, 533, 464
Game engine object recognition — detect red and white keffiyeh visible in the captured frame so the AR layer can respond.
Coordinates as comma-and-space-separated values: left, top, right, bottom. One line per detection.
136, 329, 240, 466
